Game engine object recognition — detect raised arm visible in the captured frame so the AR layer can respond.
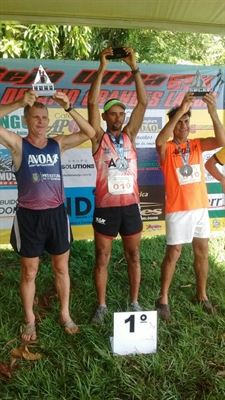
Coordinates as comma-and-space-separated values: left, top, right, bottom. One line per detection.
87, 48, 112, 140
0, 125, 21, 155
200, 93, 225, 151
205, 152, 225, 192
155, 92, 195, 164
0, 90, 38, 119
122, 47, 147, 140
0, 91, 37, 153
53, 92, 95, 152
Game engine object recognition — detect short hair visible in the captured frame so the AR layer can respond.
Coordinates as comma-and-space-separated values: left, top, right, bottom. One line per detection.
167, 106, 191, 120
24, 101, 48, 117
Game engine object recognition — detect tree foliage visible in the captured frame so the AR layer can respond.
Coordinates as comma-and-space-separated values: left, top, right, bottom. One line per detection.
0, 23, 225, 65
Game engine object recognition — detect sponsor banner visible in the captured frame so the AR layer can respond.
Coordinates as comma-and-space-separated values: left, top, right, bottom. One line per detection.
64, 186, 95, 226
130, 109, 165, 148
0, 108, 28, 137
210, 217, 225, 231
0, 148, 17, 186
207, 182, 225, 219
187, 110, 224, 138
1, 61, 224, 109
61, 148, 96, 187
47, 108, 92, 150
142, 220, 166, 236
0, 229, 11, 244
0, 59, 225, 243
137, 148, 164, 185
71, 224, 94, 240
0, 188, 17, 229
139, 184, 165, 221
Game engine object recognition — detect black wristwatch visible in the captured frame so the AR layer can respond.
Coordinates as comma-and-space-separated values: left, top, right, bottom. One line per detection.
64, 104, 73, 112
131, 68, 140, 75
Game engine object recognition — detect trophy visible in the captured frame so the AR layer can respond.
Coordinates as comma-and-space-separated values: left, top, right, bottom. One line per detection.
190, 69, 209, 98
32, 65, 56, 96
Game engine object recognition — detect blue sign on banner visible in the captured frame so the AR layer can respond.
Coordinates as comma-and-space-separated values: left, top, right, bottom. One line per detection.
64, 187, 95, 226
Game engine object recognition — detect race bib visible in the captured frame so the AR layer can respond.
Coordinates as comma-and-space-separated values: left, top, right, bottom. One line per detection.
176, 164, 201, 185
108, 175, 134, 195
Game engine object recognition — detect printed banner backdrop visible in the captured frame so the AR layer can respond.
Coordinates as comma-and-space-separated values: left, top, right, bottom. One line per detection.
0, 60, 225, 244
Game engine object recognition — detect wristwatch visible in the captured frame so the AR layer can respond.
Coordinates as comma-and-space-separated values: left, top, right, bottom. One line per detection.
64, 104, 73, 112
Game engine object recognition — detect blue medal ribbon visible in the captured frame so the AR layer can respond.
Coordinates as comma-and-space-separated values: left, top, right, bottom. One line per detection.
107, 131, 129, 171
107, 131, 124, 159
173, 139, 190, 166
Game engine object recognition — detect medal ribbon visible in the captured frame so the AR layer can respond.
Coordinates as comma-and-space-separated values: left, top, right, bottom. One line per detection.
173, 139, 190, 166
107, 131, 124, 159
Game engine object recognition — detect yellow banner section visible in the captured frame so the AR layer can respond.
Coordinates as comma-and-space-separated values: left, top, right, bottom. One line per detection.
47, 108, 92, 149
1, 219, 224, 245
0, 229, 11, 245
71, 225, 94, 240
181, 109, 225, 139
210, 218, 225, 231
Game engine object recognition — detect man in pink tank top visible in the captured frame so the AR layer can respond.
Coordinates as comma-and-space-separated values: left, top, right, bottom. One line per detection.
155, 91, 225, 320
88, 46, 147, 323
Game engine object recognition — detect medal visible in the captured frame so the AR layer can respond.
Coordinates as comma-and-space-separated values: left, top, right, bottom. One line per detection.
179, 164, 193, 177
173, 139, 193, 178
115, 158, 129, 171
107, 131, 129, 171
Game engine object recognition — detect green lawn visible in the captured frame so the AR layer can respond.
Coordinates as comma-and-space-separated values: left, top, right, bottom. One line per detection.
0, 235, 225, 400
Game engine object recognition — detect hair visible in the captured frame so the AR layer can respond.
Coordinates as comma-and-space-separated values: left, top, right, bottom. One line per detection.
167, 106, 191, 120
24, 101, 48, 117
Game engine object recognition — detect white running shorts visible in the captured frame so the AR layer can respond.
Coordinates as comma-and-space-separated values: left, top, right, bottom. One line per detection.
165, 208, 210, 245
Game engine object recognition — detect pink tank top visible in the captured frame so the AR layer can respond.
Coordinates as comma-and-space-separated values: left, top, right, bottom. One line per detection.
93, 132, 140, 207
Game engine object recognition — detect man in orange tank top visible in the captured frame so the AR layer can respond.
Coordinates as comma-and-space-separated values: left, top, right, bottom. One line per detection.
88, 46, 147, 323
155, 91, 225, 320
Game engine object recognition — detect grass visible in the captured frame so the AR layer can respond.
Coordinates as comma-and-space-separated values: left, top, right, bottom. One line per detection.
0, 235, 225, 400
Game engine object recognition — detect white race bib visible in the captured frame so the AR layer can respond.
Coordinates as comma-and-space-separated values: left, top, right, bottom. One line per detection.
176, 164, 201, 185
108, 175, 134, 195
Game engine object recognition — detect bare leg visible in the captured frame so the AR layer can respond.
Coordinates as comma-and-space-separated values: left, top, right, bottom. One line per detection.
192, 237, 209, 300
122, 232, 141, 303
155, 244, 182, 319
51, 250, 78, 334
20, 256, 39, 341
192, 237, 216, 314
93, 232, 113, 306
159, 244, 182, 304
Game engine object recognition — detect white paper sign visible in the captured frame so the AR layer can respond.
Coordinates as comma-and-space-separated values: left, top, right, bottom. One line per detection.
111, 311, 157, 355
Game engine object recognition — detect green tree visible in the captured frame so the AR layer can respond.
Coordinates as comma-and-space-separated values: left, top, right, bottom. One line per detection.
0, 23, 225, 66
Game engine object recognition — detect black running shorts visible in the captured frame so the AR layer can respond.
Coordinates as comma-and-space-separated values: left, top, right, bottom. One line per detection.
10, 204, 73, 258
92, 204, 143, 238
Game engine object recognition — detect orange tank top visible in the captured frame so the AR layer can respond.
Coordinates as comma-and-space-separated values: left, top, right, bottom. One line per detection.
93, 132, 140, 208
160, 138, 209, 213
